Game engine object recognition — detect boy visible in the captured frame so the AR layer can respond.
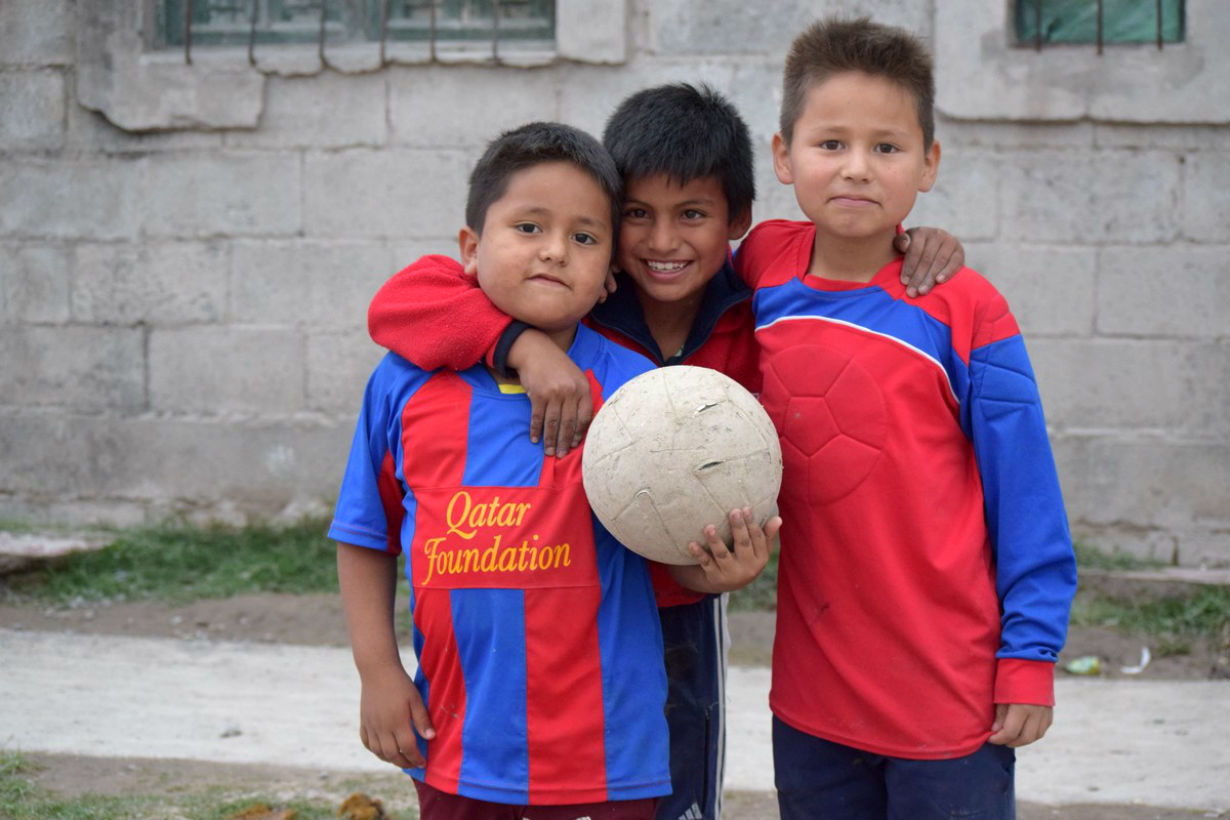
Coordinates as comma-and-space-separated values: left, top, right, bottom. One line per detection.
366, 85, 965, 820
737, 18, 1078, 819
329, 122, 775, 820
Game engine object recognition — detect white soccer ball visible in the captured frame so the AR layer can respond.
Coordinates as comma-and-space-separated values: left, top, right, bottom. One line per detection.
582, 365, 783, 565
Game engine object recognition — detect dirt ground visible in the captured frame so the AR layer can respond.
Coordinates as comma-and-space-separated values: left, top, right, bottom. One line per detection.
2, 590, 1228, 820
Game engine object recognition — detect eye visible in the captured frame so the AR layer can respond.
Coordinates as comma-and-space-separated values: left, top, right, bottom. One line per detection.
623, 206, 649, 220
819, 140, 842, 150
875, 143, 900, 154
682, 209, 706, 221
572, 232, 599, 246
514, 222, 541, 234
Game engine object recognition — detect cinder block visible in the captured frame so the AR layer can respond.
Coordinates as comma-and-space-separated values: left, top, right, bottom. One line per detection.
0, 160, 142, 240
66, 99, 225, 154
1028, 339, 1230, 439
140, 153, 301, 239
941, 118, 1095, 150
0, 244, 71, 323
0, 325, 145, 412
0, 0, 74, 67
965, 243, 1096, 337
908, 152, 999, 242
1097, 246, 1230, 338
0, 70, 65, 150
230, 241, 392, 329
1000, 152, 1180, 243
0, 411, 350, 510
1095, 123, 1230, 151
225, 72, 387, 150
648, 0, 927, 55
1182, 152, 1230, 242
73, 242, 228, 324
307, 330, 387, 416
1054, 435, 1230, 564
149, 326, 305, 415
303, 148, 469, 239
389, 65, 561, 148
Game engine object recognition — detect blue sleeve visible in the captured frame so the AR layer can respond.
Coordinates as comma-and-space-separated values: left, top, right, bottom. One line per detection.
328, 359, 407, 552
969, 333, 1078, 664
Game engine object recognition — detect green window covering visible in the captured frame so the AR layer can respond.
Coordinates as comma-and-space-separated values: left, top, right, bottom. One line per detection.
1014, 0, 1184, 46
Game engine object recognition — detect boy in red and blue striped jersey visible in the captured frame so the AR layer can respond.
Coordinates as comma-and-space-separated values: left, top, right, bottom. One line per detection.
330, 122, 777, 820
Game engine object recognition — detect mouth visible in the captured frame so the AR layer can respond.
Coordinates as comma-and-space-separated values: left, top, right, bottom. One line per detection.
830, 195, 878, 208
528, 273, 569, 288
640, 259, 693, 280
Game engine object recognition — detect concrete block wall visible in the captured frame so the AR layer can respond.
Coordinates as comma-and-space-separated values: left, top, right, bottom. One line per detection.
1, 0, 1226, 565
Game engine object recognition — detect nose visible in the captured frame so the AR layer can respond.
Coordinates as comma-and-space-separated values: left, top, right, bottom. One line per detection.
647, 216, 679, 253
538, 230, 569, 264
842, 147, 871, 181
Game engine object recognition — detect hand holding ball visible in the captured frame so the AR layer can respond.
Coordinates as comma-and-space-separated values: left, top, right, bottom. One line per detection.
582, 366, 783, 564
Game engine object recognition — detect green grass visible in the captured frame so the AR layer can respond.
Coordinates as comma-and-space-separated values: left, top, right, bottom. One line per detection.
1071, 583, 1230, 641
2, 517, 337, 606
1073, 539, 1168, 572
0, 752, 159, 820
730, 548, 778, 612
0, 751, 398, 820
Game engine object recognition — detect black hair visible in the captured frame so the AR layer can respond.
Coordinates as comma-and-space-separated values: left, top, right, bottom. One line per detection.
780, 17, 935, 149
602, 83, 755, 223
465, 121, 622, 235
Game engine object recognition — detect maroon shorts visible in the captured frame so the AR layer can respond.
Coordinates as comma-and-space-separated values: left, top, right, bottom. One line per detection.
412, 778, 658, 820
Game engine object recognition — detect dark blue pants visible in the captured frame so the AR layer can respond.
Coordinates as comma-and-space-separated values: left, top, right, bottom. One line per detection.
773, 716, 1016, 820
655, 595, 727, 820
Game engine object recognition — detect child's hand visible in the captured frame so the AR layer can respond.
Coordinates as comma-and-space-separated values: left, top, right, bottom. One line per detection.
988, 702, 1053, 748
507, 330, 595, 457
894, 227, 965, 297
684, 507, 781, 592
358, 666, 436, 769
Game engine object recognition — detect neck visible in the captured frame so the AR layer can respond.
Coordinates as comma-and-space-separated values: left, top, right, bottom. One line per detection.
807, 228, 898, 283
637, 289, 701, 360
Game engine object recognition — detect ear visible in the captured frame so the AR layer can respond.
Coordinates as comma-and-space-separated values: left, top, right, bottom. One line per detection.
458, 226, 480, 277
771, 132, 794, 185
918, 139, 941, 193
727, 205, 753, 241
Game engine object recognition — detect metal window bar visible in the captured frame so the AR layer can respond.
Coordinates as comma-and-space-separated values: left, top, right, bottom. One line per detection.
1030, 0, 1171, 54
180, 0, 537, 65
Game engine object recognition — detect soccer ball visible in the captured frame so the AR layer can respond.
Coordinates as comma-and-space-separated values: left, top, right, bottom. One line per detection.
582, 365, 783, 565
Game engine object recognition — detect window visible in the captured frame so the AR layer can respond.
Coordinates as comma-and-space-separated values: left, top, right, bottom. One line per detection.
159, 0, 554, 50
1014, 0, 1184, 50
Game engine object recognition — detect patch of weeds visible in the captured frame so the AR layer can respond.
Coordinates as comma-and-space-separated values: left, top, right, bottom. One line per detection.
0, 751, 159, 820
182, 793, 338, 820
1073, 539, 1168, 572
1071, 584, 1230, 640
3, 516, 337, 606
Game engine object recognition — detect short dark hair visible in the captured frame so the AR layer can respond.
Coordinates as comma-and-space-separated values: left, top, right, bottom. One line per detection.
779, 17, 935, 149
602, 83, 755, 223
466, 122, 622, 234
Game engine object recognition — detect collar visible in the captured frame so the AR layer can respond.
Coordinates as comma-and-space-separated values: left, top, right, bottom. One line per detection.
588, 257, 751, 365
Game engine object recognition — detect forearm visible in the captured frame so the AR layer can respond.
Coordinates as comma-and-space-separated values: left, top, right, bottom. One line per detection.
337, 542, 405, 678
368, 255, 513, 370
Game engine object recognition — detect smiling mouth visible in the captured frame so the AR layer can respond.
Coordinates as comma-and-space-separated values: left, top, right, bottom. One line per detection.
644, 260, 691, 274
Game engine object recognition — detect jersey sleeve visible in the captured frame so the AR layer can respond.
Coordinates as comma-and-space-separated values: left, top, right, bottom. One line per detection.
328, 358, 407, 555
965, 293, 1078, 705
368, 254, 514, 371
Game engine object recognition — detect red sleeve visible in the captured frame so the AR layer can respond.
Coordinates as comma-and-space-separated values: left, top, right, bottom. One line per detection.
367, 254, 514, 370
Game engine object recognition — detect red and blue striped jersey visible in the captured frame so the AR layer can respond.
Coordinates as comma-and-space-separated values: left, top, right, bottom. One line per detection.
329, 323, 670, 804
736, 219, 1076, 759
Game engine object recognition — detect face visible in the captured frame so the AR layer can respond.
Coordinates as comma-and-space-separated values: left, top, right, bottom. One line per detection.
773, 71, 940, 243
617, 173, 751, 308
460, 161, 613, 345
